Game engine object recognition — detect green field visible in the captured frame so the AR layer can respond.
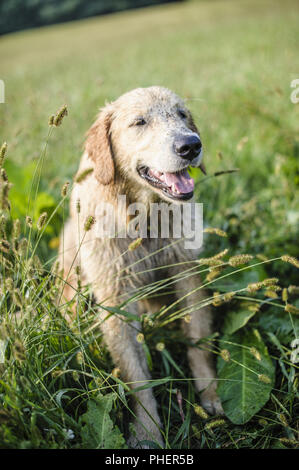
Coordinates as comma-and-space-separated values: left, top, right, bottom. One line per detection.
0, 0, 298, 449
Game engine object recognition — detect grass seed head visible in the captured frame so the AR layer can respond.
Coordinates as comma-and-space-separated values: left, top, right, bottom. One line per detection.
282, 288, 288, 302
0, 142, 7, 167
264, 289, 278, 299
37, 212, 48, 230
156, 342, 165, 351
262, 277, 279, 286
279, 438, 298, 446
200, 249, 228, 266
278, 413, 289, 427
220, 349, 230, 362
53, 105, 68, 127
75, 168, 94, 183
84, 215, 95, 231
205, 419, 226, 430
184, 314, 192, 323
112, 367, 121, 378
204, 227, 227, 237
136, 333, 144, 343
0, 214, 7, 236
199, 258, 222, 267
281, 255, 299, 269
2, 256, 13, 271
258, 374, 271, 384
206, 267, 223, 282
75, 265, 81, 276
253, 328, 261, 341
213, 248, 229, 260
128, 237, 143, 251
223, 292, 236, 302
0, 182, 11, 210
194, 404, 209, 419
5, 278, 14, 292
250, 347, 261, 361
247, 282, 263, 293
0, 239, 10, 253
212, 292, 223, 307
288, 285, 299, 295
228, 254, 253, 267
143, 315, 154, 327
25, 216, 33, 228
285, 303, 299, 315
61, 181, 69, 197
48, 115, 55, 126
13, 218, 21, 238
76, 351, 84, 365
72, 371, 80, 382
1, 168, 8, 182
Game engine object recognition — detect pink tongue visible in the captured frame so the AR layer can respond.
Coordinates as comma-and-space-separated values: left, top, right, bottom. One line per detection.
164, 170, 194, 194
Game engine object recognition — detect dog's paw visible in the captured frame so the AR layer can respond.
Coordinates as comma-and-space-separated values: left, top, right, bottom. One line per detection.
127, 421, 164, 449
200, 385, 224, 416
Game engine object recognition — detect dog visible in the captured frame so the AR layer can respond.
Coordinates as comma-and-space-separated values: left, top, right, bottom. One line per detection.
59, 86, 223, 448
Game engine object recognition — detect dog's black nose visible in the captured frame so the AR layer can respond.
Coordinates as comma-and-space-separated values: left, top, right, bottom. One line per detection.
174, 135, 202, 160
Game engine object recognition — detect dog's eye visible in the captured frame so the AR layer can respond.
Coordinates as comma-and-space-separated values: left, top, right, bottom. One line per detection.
178, 109, 187, 119
135, 118, 147, 126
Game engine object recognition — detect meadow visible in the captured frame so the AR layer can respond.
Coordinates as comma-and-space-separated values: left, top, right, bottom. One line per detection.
0, 0, 298, 449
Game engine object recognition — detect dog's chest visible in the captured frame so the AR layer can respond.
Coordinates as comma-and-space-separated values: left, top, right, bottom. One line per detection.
117, 237, 187, 287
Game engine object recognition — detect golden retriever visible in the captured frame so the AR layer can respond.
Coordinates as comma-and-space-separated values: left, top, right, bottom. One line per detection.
59, 86, 223, 448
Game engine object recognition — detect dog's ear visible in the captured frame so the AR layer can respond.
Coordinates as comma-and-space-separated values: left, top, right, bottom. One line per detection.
188, 112, 207, 175
85, 109, 114, 185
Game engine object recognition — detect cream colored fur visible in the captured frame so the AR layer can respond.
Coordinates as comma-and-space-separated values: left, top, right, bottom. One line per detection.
59, 86, 223, 448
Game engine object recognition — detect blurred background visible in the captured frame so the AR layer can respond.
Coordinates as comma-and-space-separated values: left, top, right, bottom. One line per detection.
0, 0, 183, 35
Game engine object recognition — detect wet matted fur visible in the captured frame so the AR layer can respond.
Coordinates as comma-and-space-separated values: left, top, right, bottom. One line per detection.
59, 86, 223, 448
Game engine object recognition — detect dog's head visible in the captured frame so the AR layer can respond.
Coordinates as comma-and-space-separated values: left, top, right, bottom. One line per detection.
85, 86, 205, 202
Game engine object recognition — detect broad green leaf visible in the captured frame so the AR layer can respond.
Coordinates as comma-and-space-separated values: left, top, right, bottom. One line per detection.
217, 329, 275, 424
80, 393, 127, 449
223, 308, 258, 335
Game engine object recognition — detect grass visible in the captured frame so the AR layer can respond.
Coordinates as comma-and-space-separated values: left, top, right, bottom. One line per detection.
0, 0, 298, 449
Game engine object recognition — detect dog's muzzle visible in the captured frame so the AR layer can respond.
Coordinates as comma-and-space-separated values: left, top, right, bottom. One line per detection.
173, 134, 202, 161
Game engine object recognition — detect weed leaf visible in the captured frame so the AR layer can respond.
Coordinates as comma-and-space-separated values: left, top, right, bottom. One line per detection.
80, 393, 127, 449
217, 329, 275, 424
223, 308, 258, 335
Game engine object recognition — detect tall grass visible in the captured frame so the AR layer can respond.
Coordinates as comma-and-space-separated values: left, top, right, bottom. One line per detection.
0, 0, 298, 449
0, 112, 298, 448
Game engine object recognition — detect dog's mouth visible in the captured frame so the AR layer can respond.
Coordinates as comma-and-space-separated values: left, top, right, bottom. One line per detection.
137, 166, 194, 200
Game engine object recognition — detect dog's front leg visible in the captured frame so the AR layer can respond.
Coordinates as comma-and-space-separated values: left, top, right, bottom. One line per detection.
97, 308, 163, 448
174, 272, 223, 415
